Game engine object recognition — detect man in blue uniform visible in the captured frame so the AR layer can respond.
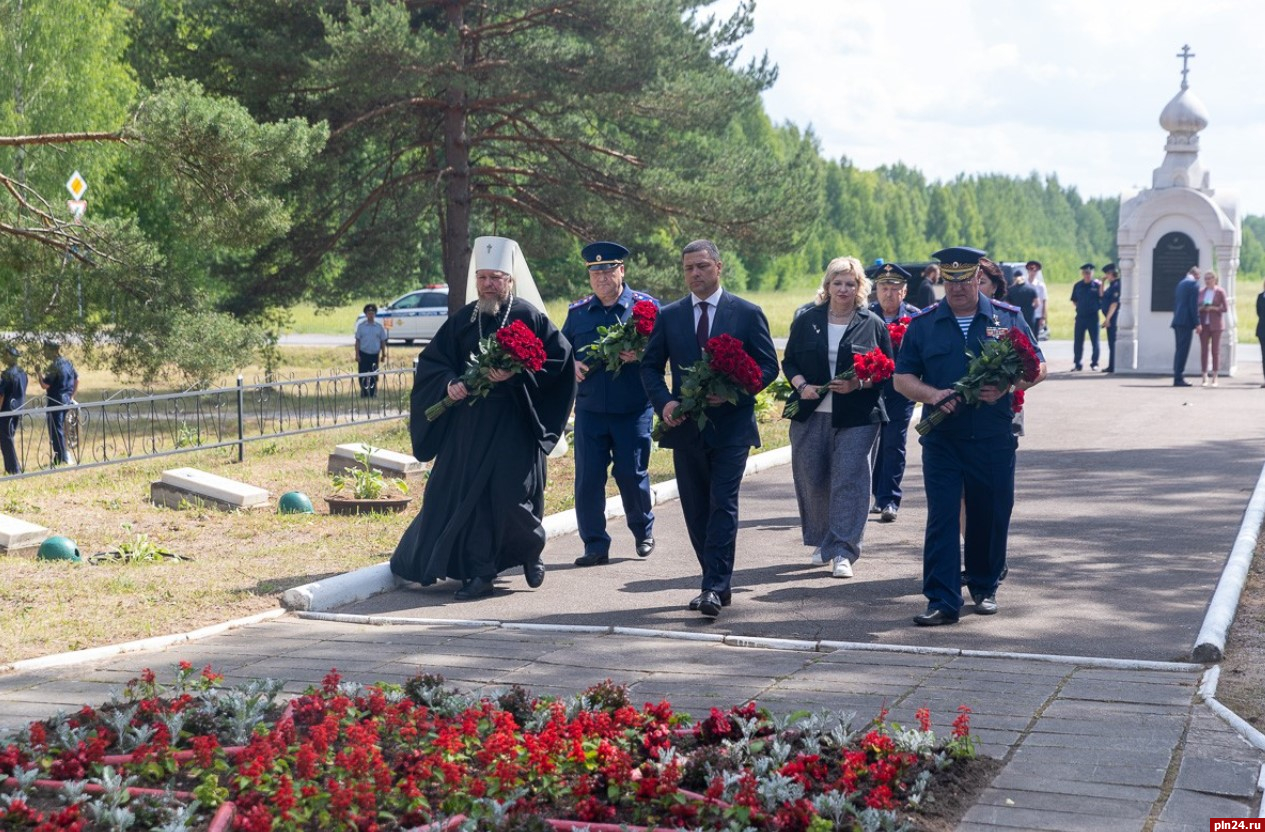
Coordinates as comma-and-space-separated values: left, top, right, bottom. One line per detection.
38, 340, 78, 466
867, 263, 921, 522
562, 241, 659, 566
0, 346, 27, 475
1070, 263, 1102, 371
1100, 263, 1121, 373
894, 247, 1047, 626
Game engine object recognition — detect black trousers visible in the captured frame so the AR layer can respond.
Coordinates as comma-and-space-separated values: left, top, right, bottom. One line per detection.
0, 415, 20, 474
1105, 325, 1117, 372
357, 351, 381, 397
1173, 327, 1195, 381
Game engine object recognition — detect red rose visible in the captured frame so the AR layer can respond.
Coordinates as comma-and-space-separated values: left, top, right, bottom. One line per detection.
631, 301, 658, 336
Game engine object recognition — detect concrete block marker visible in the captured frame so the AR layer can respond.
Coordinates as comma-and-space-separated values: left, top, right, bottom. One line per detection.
0, 514, 49, 555
327, 443, 427, 481
150, 467, 270, 511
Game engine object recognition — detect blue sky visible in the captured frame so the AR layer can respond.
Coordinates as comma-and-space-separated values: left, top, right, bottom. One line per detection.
718, 0, 1265, 215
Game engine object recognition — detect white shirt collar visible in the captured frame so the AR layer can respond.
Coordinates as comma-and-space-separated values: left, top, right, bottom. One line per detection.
692, 286, 724, 308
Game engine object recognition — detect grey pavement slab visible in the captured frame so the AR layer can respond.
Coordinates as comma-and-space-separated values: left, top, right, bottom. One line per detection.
1173, 756, 1261, 798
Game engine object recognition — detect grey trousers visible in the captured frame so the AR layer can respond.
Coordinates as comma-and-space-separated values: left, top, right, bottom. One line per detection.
789, 413, 880, 563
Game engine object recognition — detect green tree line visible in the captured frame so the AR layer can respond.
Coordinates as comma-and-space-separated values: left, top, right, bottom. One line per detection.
2, 0, 1262, 382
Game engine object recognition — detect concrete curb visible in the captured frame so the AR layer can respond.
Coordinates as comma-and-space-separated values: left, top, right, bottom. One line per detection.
293, 611, 1205, 671
1198, 666, 1265, 753
0, 609, 287, 675
1192, 455, 1265, 662
281, 444, 793, 612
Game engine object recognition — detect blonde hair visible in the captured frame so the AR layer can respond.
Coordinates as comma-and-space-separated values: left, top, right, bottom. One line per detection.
1204, 270, 1219, 284
815, 256, 871, 310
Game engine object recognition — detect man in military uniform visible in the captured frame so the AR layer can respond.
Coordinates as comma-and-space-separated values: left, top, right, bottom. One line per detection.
1101, 263, 1121, 373
0, 346, 27, 475
867, 263, 921, 522
894, 247, 1047, 626
1070, 263, 1102, 371
38, 340, 78, 466
562, 241, 659, 566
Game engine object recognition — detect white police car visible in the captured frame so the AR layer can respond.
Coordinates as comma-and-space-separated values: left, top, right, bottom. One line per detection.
358, 286, 449, 344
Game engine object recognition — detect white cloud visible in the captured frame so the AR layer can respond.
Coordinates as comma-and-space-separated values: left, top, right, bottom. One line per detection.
714, 0, 1265, 213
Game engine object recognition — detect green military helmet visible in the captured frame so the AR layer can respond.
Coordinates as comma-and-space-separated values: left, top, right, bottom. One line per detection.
278, 491, 314, 515
37, 535, 81, 562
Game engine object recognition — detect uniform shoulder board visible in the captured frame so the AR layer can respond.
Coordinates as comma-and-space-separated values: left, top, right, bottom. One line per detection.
992, 299, 1021, 313
629, 290, 655, 303
568, 294, 596, 310
910, 303, 939, 320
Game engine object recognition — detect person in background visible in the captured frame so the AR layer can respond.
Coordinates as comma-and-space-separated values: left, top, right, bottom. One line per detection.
911, 264, 940, 308
1007, 269, 1039, 336
1070, 263, 1102, 371
1100, 263, 1121, 374
1256, 279, 1265, 388
562, 241, 659, 567
354, 303, 389, 398
1197, 269, 1229, 387
1026, 261, 1049, 340
0, 346, 27, 475
783, 257, 892, 578
868, 264, 921, 523
1171, 266, 1201, 387
978, 261, 1007, 302
38, 340, 77, 466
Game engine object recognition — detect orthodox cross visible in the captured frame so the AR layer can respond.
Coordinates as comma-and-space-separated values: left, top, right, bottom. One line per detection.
1176, 44, 1195, 90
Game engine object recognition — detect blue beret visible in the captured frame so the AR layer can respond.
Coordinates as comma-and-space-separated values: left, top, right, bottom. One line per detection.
931, 246, 987, 282
582, 241, 629, 271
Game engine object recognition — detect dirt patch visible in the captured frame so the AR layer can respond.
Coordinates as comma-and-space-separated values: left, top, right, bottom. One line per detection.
908, 755, 1005, 831
1213, 532, 1265, 731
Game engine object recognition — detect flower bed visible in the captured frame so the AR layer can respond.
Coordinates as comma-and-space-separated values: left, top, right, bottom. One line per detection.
1, 667, 980, 831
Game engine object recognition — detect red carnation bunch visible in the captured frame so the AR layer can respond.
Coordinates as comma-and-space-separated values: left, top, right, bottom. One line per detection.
653, 333, 765, 440
424, 319, 547, 421
915, 326, 1041, 435
632, 300, 658, 336
887, 316, 912, 351
584, 299, 659, 378
783, 346, 893, 418
1012, 388, 1026, 415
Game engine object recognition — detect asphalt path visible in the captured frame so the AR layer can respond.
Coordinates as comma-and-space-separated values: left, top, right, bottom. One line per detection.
341, 365, 1265, 663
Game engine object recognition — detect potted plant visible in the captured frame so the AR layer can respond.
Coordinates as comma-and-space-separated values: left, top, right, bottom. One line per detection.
325, 447, 412, 515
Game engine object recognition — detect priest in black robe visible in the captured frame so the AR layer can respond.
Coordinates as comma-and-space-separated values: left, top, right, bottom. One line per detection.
390, 236, 576, 600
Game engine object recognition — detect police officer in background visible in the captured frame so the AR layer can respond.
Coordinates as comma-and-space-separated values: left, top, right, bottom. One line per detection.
354, 304, 388, 398
38, 339, 78, 466
1100, 263, 1121, 374
562, 241, 659, 566
0, 346, 27, 475
1070, 263, 1102, 371
867, 263, 921, 522
894, 247, 1047, 626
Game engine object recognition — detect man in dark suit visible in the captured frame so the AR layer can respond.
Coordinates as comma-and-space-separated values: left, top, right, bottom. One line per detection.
640, 239, 779, 619
1172, 266, 1202, 387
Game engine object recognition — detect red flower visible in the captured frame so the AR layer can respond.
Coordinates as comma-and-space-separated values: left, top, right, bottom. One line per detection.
1012, 388, 1025, 414
495, 319, 547, 372
887, 316, 911, 351
632, 300, 658, 336
426, 319, 548, 421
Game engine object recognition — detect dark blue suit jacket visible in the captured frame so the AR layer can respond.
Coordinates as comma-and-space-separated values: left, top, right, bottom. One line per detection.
1172, 275, 1200, 330
640, 290, 779, 449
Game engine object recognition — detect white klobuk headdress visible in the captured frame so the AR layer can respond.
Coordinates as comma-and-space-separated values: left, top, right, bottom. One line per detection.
465, 236, 545, 313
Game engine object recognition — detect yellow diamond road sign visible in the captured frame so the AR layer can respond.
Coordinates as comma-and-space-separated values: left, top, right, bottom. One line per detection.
66, 171, 87, 200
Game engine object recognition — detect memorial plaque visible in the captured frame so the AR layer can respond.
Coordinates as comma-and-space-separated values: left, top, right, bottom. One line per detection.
1150, 231, 1199, 312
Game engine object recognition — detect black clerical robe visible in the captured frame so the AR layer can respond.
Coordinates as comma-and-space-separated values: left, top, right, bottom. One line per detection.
390, 299, 576, 585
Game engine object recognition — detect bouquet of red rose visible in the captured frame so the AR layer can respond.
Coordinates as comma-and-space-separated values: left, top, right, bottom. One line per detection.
652, 333, 764, 440
914, 327, 1041, 436
782, 346, 894, 418
887, 316, 912, 351
583, 299, 658, 378
424, 319, 547, 422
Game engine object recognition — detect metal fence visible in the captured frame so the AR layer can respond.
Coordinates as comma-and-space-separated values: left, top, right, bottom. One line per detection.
0, 369, 413, 481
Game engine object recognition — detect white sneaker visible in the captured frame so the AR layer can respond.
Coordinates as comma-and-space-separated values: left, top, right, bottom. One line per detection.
809, 547, 828, 565
831, 557, 853, 578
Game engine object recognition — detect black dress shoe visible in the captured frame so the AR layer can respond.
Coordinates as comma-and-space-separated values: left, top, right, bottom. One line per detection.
1090, 364, 1099, 371
913, 608, 958, 626
971, 593, 998, 615
635, 538, 655, 558
454, 576, 495, 600
524, 557, 545, 588
688, 590, 732, 611
1174, 379, 1192, 387
574, 552, 609, 567
697, 590, 723, 618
